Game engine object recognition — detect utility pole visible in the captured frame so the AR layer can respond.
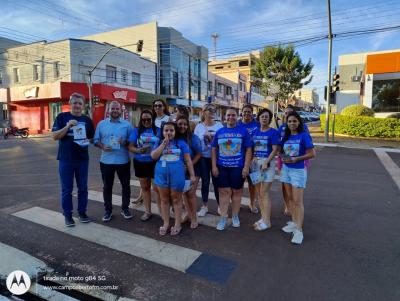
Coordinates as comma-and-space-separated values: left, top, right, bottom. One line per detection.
325, 0, 333, 142
188, 56, 192, 107
211, 33, 219, 61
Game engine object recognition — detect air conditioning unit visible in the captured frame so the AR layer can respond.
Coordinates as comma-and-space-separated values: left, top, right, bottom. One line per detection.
351, 75, 361, 82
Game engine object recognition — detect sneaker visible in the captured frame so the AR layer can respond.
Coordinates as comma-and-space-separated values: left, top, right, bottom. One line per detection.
291, 228, 304, 245
121, 209, 133, 219
78, 213, 91, 223
282, 221, 296, 233
102, 211, 112, 222
197, 206, 208, 217
255, 220, 270, 231
217, 206, 221, 216
231, 215, 240, 228
216, 217, 227, 231
64, 215, 75, 227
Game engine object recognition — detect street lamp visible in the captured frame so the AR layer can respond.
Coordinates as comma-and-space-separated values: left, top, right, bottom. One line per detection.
87, 40, 143, 118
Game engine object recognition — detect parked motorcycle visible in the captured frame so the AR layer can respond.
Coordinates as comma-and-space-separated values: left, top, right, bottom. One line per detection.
3, 126, 29, 139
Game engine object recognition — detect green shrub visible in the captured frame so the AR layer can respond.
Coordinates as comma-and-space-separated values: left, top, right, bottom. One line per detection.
320, 114, 400, 138
341, 104, 374, 117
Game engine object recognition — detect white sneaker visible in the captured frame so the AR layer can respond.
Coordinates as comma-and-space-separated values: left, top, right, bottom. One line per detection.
197, 206, 208, 217
291, 229, 304, 245
282, 221, 296, 233
217, 206, 221, 215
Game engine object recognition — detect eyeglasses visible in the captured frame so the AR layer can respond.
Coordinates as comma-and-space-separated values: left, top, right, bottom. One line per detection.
142, 118, 152, 122
153, 104, 163, 108
206, 108, 216, 113
72, 102, 83, 106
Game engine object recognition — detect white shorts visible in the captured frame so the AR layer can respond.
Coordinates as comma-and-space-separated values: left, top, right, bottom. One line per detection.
251, 158, 276, 183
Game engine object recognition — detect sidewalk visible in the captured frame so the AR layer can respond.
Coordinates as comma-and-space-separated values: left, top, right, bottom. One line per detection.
309, 124, 400, 150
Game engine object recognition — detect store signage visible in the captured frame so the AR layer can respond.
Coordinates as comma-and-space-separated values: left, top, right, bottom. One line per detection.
24, 87, 39, 98
112, 90, 128, 100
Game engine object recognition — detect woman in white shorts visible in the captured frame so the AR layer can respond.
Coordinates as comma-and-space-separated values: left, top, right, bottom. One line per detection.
250, 109, 279, 231
280, 111, 315, 245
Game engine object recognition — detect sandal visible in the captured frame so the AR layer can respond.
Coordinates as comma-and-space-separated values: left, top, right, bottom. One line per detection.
254, 221, 270, 231
159, 226, 169, 236
140, 212, 152, 222
170, 226, 182, 236
190, 221, 198, 229
253, 219, 263, 228
181, 214, 190, 224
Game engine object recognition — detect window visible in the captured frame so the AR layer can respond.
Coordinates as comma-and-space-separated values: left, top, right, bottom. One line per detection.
160, 69, 171, 95
106, 65, 117, 83
160, 44, 170, 66
53, 62, 60, 78
215, 66, 223, 70
0, 70, 3, 85
226, 86, 232, 96
217, 83, 224, 93
172, 71, 178, 96
132, 72, 140, 87
2, 104, 8, 120
13, 68, 20, 83
208, 81, 213, 91
239, 60, 249, 67
372, 79, 400, 112
239, 82, 246, 92
33, 65, 39, 81
121, 69, 128, 83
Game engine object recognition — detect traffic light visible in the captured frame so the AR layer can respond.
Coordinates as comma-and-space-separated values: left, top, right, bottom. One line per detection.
332, 73, 340, 92
136, 40, 143, 52
93, 95, 100, 106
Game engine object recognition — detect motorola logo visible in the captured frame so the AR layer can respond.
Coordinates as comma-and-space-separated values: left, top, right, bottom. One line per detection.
6, 270, 31, 295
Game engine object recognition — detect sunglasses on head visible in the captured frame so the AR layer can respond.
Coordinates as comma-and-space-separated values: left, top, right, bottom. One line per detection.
153, 104, 163, 108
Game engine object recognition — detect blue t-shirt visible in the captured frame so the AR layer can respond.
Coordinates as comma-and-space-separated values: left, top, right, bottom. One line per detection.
282, 132, 314, 169
129, 127, 160, 162
179, 134, 202, 160
252, 127, 280, 158
155, 139, 190, 163
278, 122, 309, 141
93, 118, 133, 165
51, 112, 94, 162
238, 119, 260, 136
212, 126, 253, 168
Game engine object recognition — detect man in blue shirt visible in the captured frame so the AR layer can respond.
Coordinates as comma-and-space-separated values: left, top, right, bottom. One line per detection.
52, 93, 95, 227
94, 101, 134, 222
238, 104, 260, 213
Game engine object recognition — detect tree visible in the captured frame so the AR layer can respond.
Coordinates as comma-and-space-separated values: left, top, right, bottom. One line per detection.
251, 44, 314, 109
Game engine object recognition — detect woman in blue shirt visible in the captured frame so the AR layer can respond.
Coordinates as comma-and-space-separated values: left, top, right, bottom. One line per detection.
151, 122, 196, 236
176, 116, 202, 229
280, 111, 316, 245
129, 110, 160, 221
250, 109, 279, 231
211, 108, 252, 231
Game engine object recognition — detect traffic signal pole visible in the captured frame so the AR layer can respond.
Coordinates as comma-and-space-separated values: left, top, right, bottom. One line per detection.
325, 0, 333, 142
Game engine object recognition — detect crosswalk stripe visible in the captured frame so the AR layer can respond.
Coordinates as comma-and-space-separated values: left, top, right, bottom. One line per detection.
87, 190, 221, 228
12, 207, 201, 272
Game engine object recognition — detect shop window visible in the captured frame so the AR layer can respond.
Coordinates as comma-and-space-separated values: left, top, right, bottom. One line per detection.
121, 69, 128, 83
106, 65, 117, 83
372, 79, 400, 112
132, 72, 140, 88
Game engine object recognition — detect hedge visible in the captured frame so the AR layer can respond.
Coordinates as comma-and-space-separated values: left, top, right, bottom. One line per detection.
341, 104, 374, 117
320, 114, 400, 138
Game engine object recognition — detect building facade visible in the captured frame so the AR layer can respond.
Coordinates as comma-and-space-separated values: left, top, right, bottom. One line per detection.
293, 88, 319, 110
83, 21, 209, 110
0, 38, 156, 133
337, 49, 400, 116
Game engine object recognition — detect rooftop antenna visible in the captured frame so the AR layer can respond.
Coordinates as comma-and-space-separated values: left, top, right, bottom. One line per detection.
211, 33, 219, 61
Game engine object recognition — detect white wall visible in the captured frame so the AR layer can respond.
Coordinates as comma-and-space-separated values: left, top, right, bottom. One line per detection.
335, 91, 360, 112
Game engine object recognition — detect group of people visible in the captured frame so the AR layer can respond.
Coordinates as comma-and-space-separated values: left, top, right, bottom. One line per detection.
52, 92, 315, 245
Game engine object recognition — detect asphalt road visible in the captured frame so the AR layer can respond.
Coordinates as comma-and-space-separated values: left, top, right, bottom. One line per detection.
0, 137, 399, 301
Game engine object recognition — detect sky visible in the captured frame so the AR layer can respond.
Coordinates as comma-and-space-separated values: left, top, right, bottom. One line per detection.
2, 0, 400, 104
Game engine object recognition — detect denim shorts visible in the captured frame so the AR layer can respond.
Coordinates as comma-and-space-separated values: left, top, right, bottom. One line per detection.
154, 161, 186, 192
280, 164, 307, 188
251, 158, 276, 183
217, 165, 245, 190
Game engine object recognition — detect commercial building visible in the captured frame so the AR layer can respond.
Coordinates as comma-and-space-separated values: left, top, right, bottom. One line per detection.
336, 49, 400, 116
83, 21, 209, 111
208, 51, 268, 110
0, 38, 156, 133
293, 88, 319, 110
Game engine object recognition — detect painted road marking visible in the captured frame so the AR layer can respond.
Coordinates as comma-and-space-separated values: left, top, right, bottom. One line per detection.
87, 190, 220, 228
12, 207, 237, 284
374, 149, 400, 191
13, 207, 201, 272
